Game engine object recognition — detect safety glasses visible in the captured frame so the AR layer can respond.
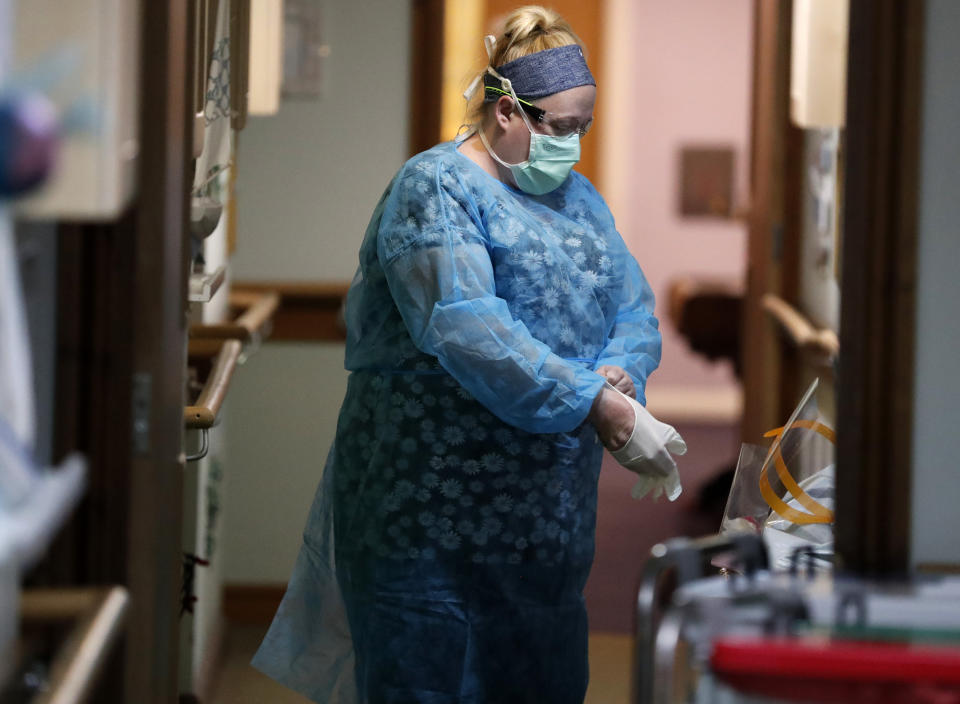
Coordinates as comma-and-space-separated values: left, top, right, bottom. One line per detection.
486, 86, 593, 138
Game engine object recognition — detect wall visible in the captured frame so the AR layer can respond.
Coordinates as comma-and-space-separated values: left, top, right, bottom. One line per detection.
228, 0, 411, 283
601, 0, 753, 402
910, 0, 960, 568
222, 0, 410, 584
222, 344, 350, 582
586, 0, 753, 633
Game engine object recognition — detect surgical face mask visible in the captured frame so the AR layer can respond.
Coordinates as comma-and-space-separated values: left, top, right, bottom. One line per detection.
476, 69, 581, 196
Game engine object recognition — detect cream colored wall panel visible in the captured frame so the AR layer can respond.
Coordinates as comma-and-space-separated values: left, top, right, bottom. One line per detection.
248, 0, 284, 116
790, 0, 849, 128
12, 0, 140, 220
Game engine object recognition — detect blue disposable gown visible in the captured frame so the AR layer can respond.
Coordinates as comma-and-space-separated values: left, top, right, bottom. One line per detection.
252, 139, 662, 704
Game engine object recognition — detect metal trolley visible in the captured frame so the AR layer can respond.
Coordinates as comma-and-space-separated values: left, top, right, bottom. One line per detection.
633, 535, 960, 704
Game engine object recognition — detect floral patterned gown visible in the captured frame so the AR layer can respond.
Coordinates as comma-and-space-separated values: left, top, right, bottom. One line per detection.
252, 138, 662, 704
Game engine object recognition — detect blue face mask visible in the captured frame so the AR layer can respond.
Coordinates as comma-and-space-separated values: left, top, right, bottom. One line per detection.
477, 69, 581, 196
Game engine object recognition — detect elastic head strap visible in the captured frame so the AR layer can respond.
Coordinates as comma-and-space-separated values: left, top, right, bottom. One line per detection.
483, 34, 497, 59
463, 34, 500, 101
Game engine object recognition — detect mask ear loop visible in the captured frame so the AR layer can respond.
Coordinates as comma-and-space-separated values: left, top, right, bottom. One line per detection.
479, 35, 539, 134
487, 69, 537, 134
464, 34, 537, 167
475, 81, 535, 171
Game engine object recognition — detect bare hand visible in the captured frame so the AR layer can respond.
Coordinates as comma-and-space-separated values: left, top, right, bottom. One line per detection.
596, 365, 636, 399
588, 387, 635, 451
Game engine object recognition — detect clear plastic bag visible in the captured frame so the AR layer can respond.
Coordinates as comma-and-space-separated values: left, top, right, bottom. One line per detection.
719, 443, 769, 537
763, 463, 834, 570
720, 379, 836, 571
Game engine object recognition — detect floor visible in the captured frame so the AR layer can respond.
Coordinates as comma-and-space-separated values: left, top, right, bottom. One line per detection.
211, 625, 633, 704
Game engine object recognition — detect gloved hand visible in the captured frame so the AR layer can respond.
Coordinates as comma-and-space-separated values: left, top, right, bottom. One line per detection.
596, 364, 636, 399
604, 384, 687, 501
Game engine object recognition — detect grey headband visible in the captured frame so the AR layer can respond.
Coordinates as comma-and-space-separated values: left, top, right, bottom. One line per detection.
483, 44, 595, 102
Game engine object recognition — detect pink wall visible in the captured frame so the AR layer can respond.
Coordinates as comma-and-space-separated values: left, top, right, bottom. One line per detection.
584, 0, 755, 635
601, 0, 754, 391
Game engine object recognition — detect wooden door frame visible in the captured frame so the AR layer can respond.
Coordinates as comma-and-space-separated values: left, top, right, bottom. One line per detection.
744, 0, 924, 576
125, 0, 193, 699
409, 0, 445, 156
42, 2, 193, 700
741, 0, 795, 444
40, 2, 192, 700
834, 0, 924, 577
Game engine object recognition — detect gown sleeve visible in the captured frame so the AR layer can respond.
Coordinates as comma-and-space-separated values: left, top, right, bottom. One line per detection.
377, 158, 606, 435
592, 255, 662, 405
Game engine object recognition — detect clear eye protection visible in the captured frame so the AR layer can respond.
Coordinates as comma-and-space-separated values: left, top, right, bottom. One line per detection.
482, 85, 593, 138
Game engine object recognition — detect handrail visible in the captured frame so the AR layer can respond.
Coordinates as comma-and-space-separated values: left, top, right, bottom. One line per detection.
21, 586, 129, 704
761, 293, 839, 358
230, 281, 350, 342
184, 339, 242, 429
234, 290, 279, 334
189, 290, 279, 342
188, 265, 227, 303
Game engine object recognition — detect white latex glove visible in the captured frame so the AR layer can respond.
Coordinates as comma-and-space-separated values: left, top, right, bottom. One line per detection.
629, 466, 683, 502
605, 384, 687, 501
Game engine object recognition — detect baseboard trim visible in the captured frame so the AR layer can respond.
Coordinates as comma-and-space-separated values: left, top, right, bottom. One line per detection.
223, 583, 287, 625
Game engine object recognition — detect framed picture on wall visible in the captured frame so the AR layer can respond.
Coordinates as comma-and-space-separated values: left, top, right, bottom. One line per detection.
283, 0, 328, 98
678, 145, 735, 218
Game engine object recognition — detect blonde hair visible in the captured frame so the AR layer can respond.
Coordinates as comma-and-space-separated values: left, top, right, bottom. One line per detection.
464, 6, 586, 127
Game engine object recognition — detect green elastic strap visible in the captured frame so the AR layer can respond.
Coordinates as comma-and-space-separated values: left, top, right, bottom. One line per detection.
484, 86, 544, 121
484, 85, 532, 105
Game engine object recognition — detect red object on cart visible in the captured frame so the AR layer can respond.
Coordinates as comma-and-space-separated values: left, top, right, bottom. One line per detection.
711, 636, 960, 703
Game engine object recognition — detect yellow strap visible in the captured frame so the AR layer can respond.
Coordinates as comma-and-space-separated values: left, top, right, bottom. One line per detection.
758, 420, 835, 524
764, 421, 834, 518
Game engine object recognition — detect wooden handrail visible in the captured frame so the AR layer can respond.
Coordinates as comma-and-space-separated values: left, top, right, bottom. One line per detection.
234, 290, 279, 334
184, 339, 242, 428
230, 280, 350, 342
189, 290, 279, 342
761, 293, 840, 358
21, 586, 129, 704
